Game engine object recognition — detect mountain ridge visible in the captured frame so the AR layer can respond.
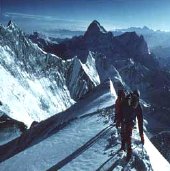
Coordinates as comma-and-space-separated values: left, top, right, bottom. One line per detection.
0, 21, 101, 127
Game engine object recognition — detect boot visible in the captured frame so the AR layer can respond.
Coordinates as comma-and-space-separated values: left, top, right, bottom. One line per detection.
120, 141, 125, 151
126, 148, 132, 162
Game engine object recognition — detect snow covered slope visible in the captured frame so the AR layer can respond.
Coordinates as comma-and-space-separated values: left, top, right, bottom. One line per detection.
0, 21, 100, 127
0, 80, 169, 171
0, 80, 115, 162
0, 82, 145, 170
66, 53, 100, 100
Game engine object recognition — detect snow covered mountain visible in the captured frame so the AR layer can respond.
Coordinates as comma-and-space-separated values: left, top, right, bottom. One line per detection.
0, 21, 101, 127
1, 20, 170, 170
35, 22, 165, 94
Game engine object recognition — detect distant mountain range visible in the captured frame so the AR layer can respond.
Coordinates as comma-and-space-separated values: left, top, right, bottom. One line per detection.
42, 25, 170, 48
39, 25, 170, 69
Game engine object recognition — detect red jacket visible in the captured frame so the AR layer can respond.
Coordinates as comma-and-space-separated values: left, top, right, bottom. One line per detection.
115, 98, 143, 136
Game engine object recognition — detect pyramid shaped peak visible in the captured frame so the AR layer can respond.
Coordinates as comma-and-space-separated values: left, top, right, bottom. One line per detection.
91, 20, 101, 26
7, 20, 15, 27
7, 20, 20, 30
86, 20, 107, 35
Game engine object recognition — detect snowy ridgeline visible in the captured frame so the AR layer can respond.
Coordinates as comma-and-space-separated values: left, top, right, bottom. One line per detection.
0, 80, 169, 171
0, 21, 102, 127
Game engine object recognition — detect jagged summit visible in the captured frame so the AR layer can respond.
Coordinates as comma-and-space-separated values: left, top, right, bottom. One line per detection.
84, 20, 107, 37
88, 20, 107, 32
118, 31, 148, 48
7, 20, 17, 28
7, 20, 13, 26
117, 31, 150, 58
7, 20, 21, 32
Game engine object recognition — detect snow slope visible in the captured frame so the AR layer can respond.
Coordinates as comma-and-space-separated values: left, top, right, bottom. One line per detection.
0, 114, 112, 171
0, 81, 115, 169
0, 80, 115, 162
150, 131, 170, 163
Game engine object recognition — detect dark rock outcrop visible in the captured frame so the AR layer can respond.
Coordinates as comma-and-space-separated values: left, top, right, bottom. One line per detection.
151, 131, 170, 162
0, 113, 27, 133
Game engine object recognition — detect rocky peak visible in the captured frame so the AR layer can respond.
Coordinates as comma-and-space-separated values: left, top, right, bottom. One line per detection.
7, 20, 20, 30
7, 20, 14, 27
83, 20, 113, 50
84, 20, 107, 37
117, 31, 149, 55
6, 20, 25, 40
32, 32, 40, 38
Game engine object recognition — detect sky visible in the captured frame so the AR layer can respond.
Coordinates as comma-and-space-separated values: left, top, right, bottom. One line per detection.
1, 0, 170, 33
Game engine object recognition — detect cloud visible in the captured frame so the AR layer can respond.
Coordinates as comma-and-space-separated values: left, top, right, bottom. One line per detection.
2, 12, 89, 32
3, 12, 87, 25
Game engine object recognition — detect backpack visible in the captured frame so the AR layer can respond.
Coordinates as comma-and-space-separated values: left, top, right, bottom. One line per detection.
131, 94, 139, 109
121, 93, 139, 124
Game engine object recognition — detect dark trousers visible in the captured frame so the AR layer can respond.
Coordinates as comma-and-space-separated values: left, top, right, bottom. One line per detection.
120, 122, 133, 154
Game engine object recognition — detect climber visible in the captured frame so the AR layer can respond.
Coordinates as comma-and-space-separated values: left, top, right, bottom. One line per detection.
115, 90, 144, 161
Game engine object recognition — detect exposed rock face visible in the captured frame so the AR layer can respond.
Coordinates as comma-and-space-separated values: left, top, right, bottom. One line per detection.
0, 110, 27, 145
85, 20, 107, 36
0, 113, 27, 132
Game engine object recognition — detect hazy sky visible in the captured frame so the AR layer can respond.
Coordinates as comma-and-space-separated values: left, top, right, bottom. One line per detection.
1, 0, 170, 32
